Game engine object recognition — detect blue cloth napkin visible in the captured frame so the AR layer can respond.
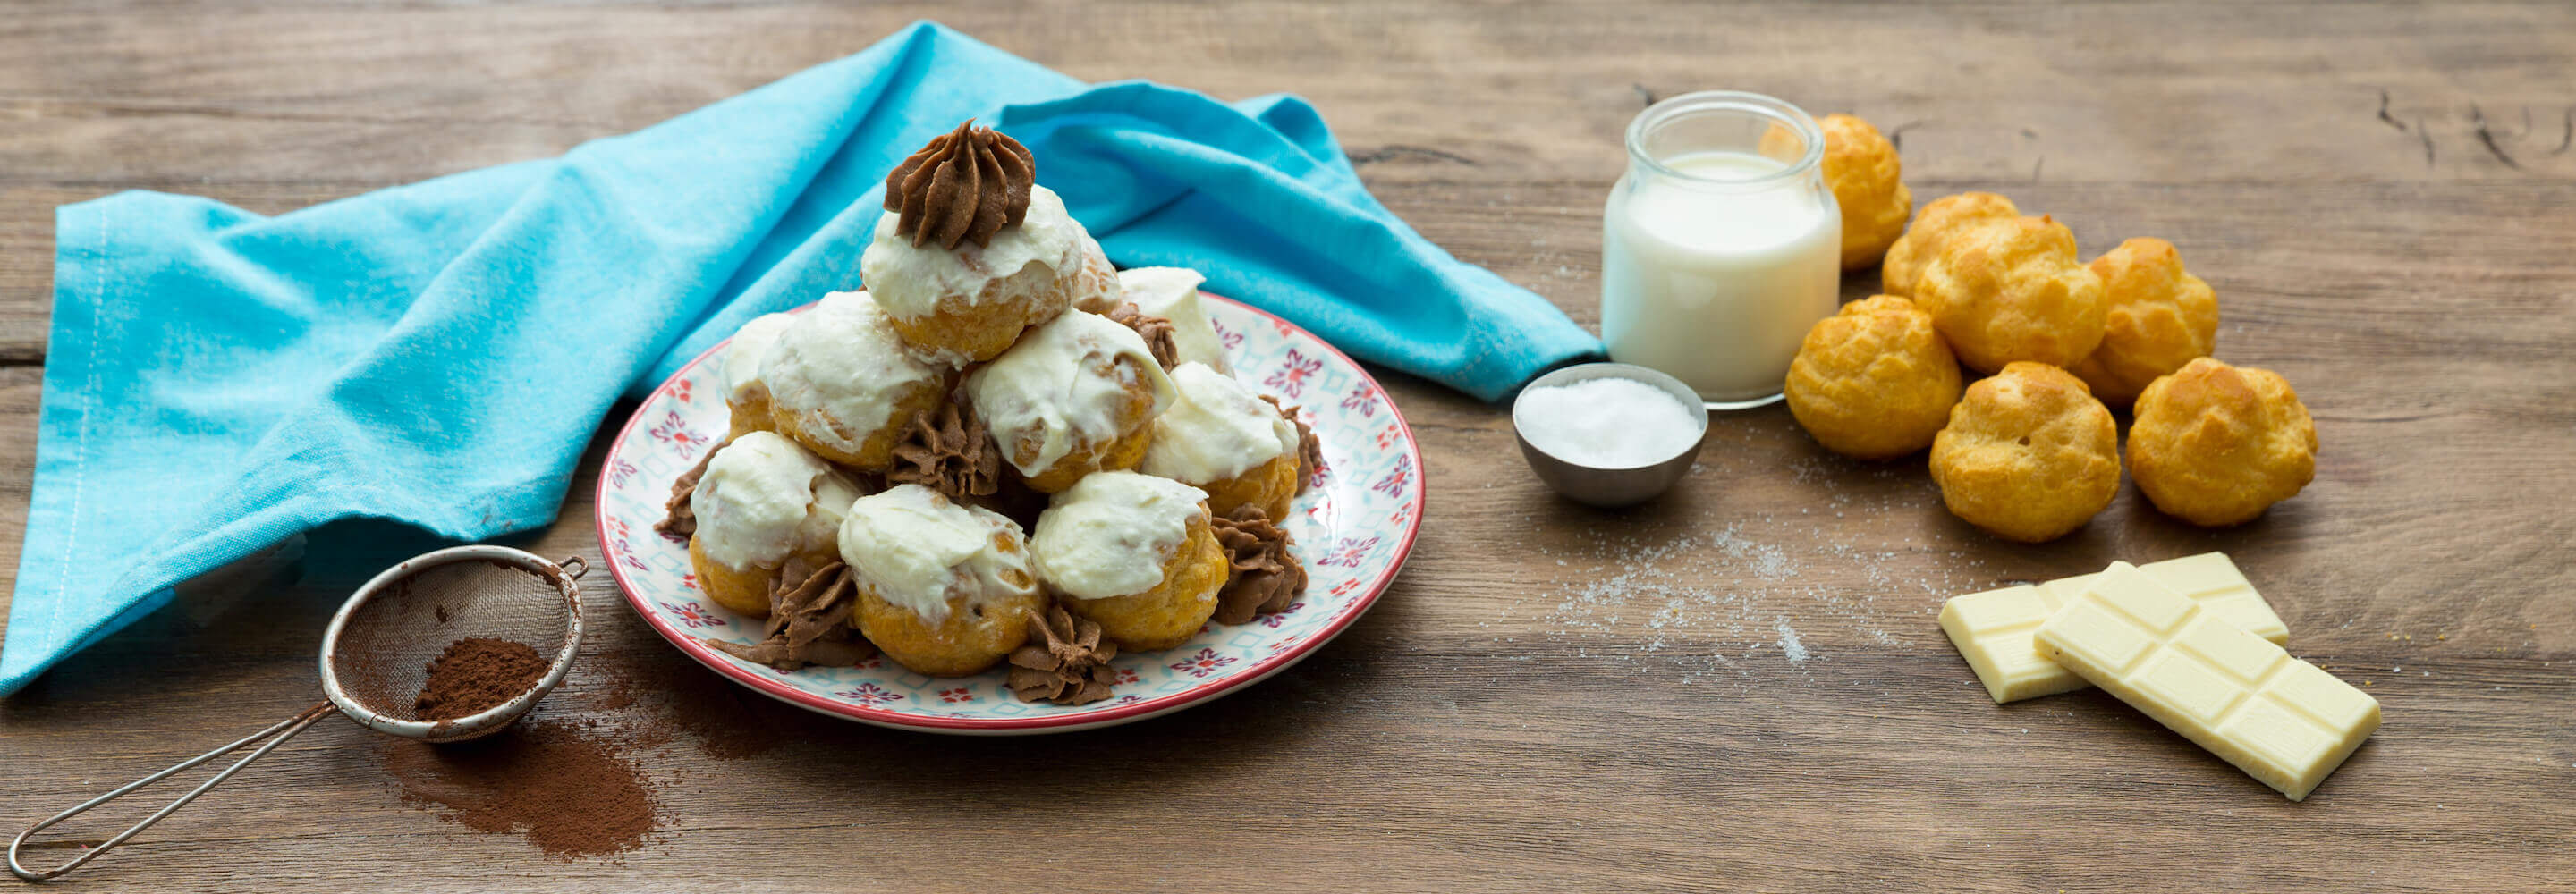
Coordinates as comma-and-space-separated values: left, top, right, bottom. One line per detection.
0, 21, 1601, 696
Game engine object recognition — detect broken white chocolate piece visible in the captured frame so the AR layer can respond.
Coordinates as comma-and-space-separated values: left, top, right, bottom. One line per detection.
2037, 561, 2378, 801
1940, 553, 2287, 704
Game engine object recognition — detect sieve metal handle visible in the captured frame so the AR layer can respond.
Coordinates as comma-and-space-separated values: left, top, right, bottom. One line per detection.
8, 700, 335, 881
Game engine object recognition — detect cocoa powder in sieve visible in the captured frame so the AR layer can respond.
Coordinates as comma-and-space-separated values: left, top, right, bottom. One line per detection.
412, 637, 549, 721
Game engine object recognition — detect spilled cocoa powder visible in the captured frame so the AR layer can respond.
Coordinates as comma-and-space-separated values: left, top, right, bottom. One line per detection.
412, 637, 549, 721
592, 644, 792, 761
378, 620, 827, 861
377, 720, 665, 861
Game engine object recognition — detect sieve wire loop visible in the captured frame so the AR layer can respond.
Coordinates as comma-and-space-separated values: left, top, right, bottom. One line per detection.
8, 547, 586, 881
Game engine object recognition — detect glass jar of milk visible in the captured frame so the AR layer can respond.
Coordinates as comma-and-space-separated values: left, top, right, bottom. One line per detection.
1602, 91, 1841, 409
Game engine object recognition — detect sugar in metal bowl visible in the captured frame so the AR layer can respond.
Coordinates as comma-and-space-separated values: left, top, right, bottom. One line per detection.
1511, 362, 1710, 508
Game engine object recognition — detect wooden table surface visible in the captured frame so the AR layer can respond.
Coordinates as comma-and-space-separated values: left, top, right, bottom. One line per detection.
3, 3, 2572, 891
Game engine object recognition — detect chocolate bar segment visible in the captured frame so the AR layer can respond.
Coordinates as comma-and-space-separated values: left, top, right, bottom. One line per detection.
2036, 562, 2379, 801
1938, 552, 2287, 704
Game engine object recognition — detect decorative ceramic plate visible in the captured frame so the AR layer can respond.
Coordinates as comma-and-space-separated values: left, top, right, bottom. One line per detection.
595, 294, 1423, 735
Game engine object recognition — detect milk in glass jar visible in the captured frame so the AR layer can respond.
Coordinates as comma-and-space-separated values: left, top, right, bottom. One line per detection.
1601, 91, 1841, 409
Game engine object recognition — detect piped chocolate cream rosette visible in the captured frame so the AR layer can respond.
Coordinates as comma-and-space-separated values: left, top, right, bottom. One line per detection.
1209, 504, 1307, 625
861, 121, 1117, 365
886, 401, 1003, 501
704, 558, 880, 670
1260, 393, 1324, 493
1006, 606, 1120, 705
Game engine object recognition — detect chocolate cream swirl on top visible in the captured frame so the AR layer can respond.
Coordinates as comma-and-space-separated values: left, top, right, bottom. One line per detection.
883, 121, 1036, 249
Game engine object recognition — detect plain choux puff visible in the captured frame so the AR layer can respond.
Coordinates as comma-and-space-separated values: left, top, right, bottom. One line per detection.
1784, 296, 1962, 460
2126, 358, 2317, 527
1879, 191, 2020, 298
1816, 114, 1912, 270
2067, 238, 2219, 407
1914, 215, 2106, 373
1928, 362, 2120, 543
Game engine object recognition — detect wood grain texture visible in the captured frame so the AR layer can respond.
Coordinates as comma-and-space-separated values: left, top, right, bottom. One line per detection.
2, 3, 2572, 891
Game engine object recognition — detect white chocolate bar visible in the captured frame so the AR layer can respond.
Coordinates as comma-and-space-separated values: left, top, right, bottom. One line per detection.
2037, 562, 2379, 801
1938, 552, 2287, 704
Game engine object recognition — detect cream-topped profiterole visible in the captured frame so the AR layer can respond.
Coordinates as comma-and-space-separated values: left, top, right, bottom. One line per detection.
837, 484, 1047, 677
719, 311, 796, 437
695, 430, 855, 571
758, 290, 948, 470
965, 308, 1176, 488
1142, 362, 1301, 519
838, 485, 1038, 623
1030, 470, 1226, 651
1117, 266, 1230, 372
860, 184, 1111, 365
1030, 471, 1208, 601
695, 431, 859, 572
688, 431, 863, 617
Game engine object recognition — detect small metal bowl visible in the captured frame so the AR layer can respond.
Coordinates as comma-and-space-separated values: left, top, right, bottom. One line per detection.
1511, 362, 1710, 508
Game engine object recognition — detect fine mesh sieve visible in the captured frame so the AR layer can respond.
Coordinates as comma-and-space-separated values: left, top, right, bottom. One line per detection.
9, 546, 587, 881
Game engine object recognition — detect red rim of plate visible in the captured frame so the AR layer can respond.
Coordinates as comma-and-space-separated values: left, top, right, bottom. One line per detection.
595, 293, 1426, 731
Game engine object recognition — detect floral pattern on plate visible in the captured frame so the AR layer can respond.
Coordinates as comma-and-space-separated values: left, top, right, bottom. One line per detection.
595, 295, 1422, 735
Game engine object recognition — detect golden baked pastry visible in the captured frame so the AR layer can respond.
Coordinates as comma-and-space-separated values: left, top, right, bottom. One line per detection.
716, 312, 797, 441
1915, 215, 2106, 373
1879, 192, 2019, 297
1784, 295, 1962, 460
2067, 238, 2219, 407
1068, 232, 1123, 314
1063, 512, 1228, 650
727, 394, 774, 442
1140, 361, 1306, 519
1030, 472, 1227, 651
863, 123, 1097, 365
852, 552, 1047, 677
1817, 114, 1912, 270
690, 535, 778, 617
886, 291, 1072, 368
2127, 358, 2317, 527
1195, 452, 1300, 521
763, 291, 953, 471
682, 432, 859, 619
967, 310, 1176, 493
840, 485, 1049, 676
1928, 362, 2120, 542
1016, 382, 1158, 493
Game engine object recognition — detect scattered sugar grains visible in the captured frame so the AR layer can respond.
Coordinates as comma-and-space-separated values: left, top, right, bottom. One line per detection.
1515, 377, 1703, 468
1504, 508, 1998, 685
1775, 619, 1810, 662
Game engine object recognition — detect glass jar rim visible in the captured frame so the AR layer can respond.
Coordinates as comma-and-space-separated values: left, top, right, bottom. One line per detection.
1623, 90, 1824, 189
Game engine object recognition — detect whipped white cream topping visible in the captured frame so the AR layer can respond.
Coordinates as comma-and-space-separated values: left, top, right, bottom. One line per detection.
1117, 266, 1230, 373
1141, 362, 1298, 485
836, 484, 1035, 624
1030, 471, 1208, 601
1070, 229, 1119, 313
966, 310, 1175, 477
721, 312, 797, 404
758, 291, 945, 455
694, 431, 845, 570
860, 183, 1089, 325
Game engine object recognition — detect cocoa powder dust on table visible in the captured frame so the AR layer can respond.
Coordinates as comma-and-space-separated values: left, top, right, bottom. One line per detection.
413, 637, 550, 721
377, 720, 665, 861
